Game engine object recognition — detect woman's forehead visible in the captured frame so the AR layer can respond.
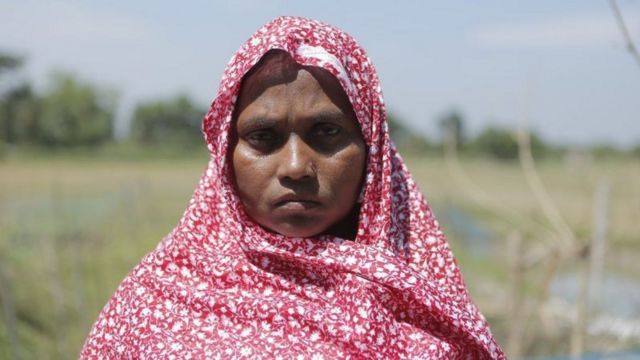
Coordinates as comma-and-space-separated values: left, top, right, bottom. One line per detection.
241, 51, 299, 95
236, 51, 355, 121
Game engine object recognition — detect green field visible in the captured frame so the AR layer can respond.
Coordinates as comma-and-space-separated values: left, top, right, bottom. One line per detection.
1, 152, 638, 358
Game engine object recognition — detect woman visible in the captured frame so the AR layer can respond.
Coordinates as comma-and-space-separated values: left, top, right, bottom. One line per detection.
81, 16, 504, 359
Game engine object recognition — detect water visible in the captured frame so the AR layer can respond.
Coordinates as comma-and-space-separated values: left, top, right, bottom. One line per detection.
523, 349, 640, 359
439, 205, 494, 257
438, 204, 640, 323
551, 272, 640, 319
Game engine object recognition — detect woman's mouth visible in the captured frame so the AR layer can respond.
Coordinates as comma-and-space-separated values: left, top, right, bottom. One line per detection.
275, 199, 321, 211
272, 193, 322, 212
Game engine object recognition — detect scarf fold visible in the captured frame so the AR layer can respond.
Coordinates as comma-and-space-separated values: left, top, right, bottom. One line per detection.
81, 16, 504, 359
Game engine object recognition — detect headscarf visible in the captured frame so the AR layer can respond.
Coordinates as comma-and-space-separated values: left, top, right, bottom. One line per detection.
81, 16, 504, 359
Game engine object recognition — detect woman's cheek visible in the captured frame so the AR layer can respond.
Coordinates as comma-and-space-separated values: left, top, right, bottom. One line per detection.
329, 151, 364, 198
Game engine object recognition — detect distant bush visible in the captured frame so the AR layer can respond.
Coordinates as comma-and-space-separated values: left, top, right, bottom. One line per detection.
466, 127, 548, 160
37, 72, 116, 147
438, 110, 465, 148
591, 144, 627, 159
0, 83, 40, 144
387, 113, 435, 154
1, 62, 117, 147
131, 95, 205, 146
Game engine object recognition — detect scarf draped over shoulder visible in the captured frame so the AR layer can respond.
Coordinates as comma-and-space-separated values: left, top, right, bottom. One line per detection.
81, 16, 505, 360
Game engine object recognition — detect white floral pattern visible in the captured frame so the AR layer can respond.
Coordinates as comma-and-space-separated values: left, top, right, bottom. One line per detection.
80, 16, 505, 359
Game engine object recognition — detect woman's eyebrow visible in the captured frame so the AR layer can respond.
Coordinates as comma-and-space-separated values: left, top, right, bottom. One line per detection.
309, 110, 346, 123
239, 116, 278, 130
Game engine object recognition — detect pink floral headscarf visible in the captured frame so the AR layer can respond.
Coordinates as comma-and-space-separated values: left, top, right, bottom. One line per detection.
81, 16, 504, 359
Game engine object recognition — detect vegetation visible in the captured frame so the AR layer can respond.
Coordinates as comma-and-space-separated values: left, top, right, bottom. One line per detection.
1, 50, 639, 358
38, 73, 116, 147
466, 127, 548, 160
387, 113, 435, 153
0, 56, 116, 149
438, 110, 465, 148
1, 51, 638, 160
1, 154, 638, 358
131, 95, 205, 146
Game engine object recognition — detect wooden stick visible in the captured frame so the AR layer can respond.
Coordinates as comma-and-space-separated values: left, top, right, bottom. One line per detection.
589, 180, 609, 309
571, 246, 590, 356
506, 231, 525, 357
516, 129, 577, 252
609, 0, 640, 68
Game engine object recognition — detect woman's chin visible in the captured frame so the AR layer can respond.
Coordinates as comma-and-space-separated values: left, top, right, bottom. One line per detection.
266, 221, 327, 238
274, 228, 323, 238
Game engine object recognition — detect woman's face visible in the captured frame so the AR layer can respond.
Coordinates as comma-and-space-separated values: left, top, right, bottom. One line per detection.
231, 52, 366, 238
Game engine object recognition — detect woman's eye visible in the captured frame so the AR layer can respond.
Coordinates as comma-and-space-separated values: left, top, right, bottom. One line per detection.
315, 124, 341, 137
247, 130, 276, 143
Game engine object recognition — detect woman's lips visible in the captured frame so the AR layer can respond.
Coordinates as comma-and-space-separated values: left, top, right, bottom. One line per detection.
273, 193, 322, 213
274, 200, 321, 211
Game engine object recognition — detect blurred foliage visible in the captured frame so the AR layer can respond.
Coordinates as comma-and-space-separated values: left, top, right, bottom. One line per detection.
387, 113, 436, 153
0, 49, 638, 160
0, 83, 40, 145
37, 72, 116, 147
0, 52, 116, 148
438, 110, 465, 148
131, 95, 205, 147
0, 53, 22, 76
591, 143, 633, 160
1, 155, 639, 358
466, 127, 548, 161
1, 50, 640, 358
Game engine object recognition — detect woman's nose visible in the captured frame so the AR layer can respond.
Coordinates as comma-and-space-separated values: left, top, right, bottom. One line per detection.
277, 135, 316, 181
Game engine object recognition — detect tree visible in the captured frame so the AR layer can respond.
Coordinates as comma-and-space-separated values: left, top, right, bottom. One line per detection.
472, 127, 517, 160
438, 110, 465, 148
0, 51, 40, 145
387, 113, 433, 153
387, 112, 411, 146
38, 72, 116, 147
131, 95, 206, 146
591, 143, 623, 159
0, 84, 40, 144
0, 52, 22, 77
469, 127, 547, 160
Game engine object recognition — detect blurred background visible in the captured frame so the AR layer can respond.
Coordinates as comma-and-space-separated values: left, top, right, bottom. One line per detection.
1, 1, 639, 358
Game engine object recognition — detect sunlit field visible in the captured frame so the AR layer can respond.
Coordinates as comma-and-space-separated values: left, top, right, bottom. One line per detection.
1, 152, 639, 358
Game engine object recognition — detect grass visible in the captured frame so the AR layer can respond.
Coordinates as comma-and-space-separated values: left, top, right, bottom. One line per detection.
0, 149, 638, 358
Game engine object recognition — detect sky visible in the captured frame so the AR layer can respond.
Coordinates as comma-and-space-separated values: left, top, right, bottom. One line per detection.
1, 0, 639, 147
